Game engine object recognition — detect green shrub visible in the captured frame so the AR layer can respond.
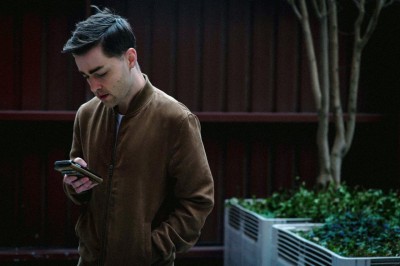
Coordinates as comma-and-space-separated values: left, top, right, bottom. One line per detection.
228, 183, 400, 223
298, 212, 400, 257
227, 183, 400, 257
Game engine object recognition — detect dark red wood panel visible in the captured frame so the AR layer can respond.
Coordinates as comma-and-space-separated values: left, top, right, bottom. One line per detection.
273, 143, 295, 190
297, 142, 318, 186
226, 0, 251, 112
150, 0, 177, 96
248, 140, 270, 198
224, 138, 246, 198
0, 16, 16, 109
21, 13, 43, 110
251, 1, 275, 112
201, 0, 226, 112
47, 16, 70, 110
175, 0, 202, 110
61, 3, 88, 111
47, 150, 69, 245
275, 3, 299, 112
19, 154, 42, 245
0, 149, 18, 245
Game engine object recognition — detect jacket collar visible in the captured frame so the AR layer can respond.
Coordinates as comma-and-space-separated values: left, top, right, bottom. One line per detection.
113, 74, 154, 117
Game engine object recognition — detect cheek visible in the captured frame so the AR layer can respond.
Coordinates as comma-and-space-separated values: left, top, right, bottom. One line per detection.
105, 75, 120, 90
118, 73, 132, 88
109, 67, 131, 93
109, 77, 127, 96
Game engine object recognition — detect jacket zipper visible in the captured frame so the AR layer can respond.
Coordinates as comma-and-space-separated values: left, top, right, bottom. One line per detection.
99, 113, 119, 266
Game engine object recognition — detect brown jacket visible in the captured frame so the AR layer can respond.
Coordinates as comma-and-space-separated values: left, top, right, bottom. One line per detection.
64, 75, 214, 265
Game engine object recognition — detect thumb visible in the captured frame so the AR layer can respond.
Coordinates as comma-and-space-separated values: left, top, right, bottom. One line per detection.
73, 157, 87, 167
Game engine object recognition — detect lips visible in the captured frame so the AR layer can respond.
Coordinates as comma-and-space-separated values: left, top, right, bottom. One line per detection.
98, 94, 109, 100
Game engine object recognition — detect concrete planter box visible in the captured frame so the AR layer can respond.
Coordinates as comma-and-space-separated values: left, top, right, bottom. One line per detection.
224, 201, 310, 266
272, 223, 400, 266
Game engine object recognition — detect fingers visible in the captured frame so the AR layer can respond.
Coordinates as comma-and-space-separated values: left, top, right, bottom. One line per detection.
63, 174, 78, 185
63, 158, 95, 193
63, 175, 97, 194
73, 177, 96, 193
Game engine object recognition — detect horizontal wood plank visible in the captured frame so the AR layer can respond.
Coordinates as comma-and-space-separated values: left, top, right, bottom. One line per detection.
0, 111, 385, 123
0, 246, 224, 261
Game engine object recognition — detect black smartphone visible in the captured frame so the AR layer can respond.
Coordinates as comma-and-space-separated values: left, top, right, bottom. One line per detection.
54, 160, 103, 184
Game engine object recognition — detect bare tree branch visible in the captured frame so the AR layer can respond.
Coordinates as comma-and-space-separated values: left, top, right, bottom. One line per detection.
343, 0, 365, 158
353, 0, 365, 44
352, 0, 361, 9
359, 0, 385, 47
344, 0, 385, 157
312, 0, 323, 18
287, 0, 303, 20
298, 0, 322, 109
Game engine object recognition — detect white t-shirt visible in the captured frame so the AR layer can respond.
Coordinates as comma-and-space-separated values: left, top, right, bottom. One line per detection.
116, 113, 124, 135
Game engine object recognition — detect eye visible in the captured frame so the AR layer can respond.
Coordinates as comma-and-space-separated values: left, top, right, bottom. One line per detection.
95, 72, 107, 78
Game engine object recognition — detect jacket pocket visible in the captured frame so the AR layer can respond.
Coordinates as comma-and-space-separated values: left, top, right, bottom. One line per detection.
75, 209, 99, 262
75, 210, 87, 238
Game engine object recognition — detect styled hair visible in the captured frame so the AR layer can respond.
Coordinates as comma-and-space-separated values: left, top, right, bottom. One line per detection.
62, 6, 136, 57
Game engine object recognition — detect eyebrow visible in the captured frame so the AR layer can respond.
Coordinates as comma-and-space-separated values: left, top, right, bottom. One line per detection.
89, 66, 104, 74
80, 66, 104, 76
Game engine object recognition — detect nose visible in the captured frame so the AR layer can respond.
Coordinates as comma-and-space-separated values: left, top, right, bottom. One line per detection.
87, 77, 102, 93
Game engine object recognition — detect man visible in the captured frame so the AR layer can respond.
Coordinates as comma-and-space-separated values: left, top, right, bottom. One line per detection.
62, 6, 214, 266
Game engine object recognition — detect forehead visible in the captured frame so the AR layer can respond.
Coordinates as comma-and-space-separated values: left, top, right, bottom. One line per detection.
74, 45, 116, 74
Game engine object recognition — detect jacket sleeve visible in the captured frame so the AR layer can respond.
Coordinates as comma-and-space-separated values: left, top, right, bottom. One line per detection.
63, 108, 92, 205
151, 113, 214, 263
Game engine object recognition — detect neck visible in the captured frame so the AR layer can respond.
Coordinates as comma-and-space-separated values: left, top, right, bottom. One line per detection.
117, 69, 145, 115
132, 69, 146, 94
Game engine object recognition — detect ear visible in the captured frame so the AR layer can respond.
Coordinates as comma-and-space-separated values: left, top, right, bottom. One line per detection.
126, 48, 137, 68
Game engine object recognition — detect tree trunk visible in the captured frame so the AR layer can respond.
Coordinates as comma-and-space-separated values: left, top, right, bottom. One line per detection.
287, 0, 389, 188
316, 0, 332, 186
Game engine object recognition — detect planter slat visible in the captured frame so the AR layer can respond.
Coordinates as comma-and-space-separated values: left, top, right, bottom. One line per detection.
224, 202, 311, 266
272, 223, 400, 266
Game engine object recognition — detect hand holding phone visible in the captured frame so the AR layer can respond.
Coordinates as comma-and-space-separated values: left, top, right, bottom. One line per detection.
54, 160, 103, 184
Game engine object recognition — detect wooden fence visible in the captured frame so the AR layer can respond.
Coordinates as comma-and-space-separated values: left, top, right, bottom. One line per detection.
1, 0, 400, 262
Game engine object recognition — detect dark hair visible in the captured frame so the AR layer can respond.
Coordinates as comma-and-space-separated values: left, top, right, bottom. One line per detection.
62, 6, 136, 57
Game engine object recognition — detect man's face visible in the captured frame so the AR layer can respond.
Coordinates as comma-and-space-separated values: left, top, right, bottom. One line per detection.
74, 45, 133, 108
